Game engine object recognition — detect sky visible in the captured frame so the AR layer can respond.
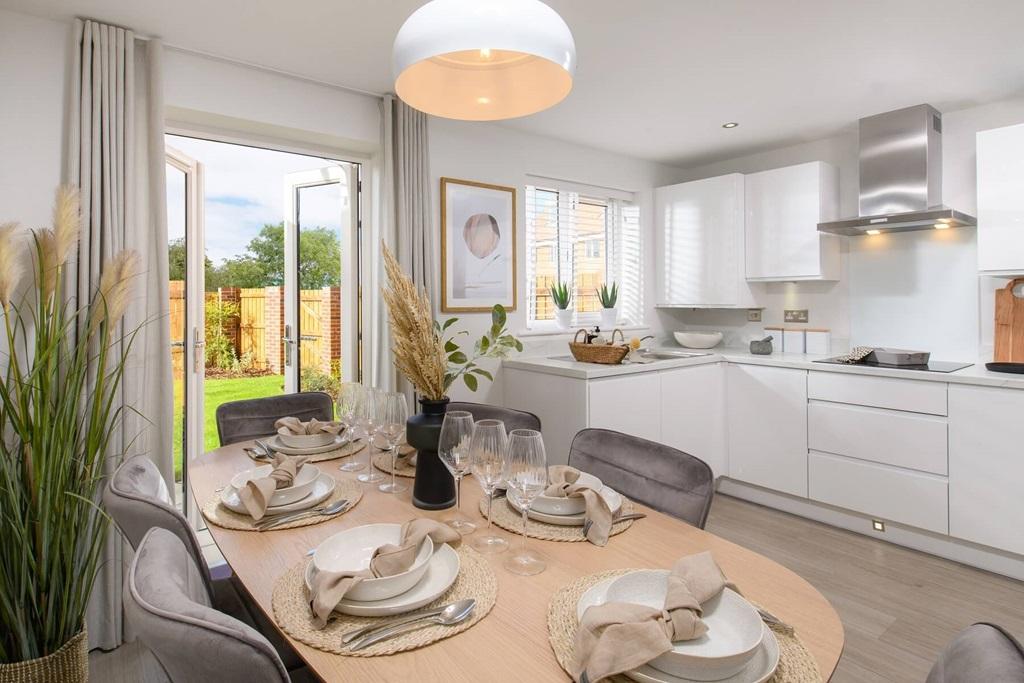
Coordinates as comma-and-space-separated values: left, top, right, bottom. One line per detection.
165, 134, 353, 264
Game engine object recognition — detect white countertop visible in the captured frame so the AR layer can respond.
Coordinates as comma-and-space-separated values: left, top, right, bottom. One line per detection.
503, 347, 1024, 390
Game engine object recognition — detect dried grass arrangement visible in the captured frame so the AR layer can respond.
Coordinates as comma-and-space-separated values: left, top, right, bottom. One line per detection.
381, 244, 522, 400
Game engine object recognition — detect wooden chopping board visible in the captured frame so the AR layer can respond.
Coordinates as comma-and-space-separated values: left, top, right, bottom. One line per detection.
994, 278, 1024, 362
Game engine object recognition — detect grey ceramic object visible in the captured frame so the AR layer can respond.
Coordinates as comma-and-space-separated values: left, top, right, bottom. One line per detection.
750, 336, 774, 355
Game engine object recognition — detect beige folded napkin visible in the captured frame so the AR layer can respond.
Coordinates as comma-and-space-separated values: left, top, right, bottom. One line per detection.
308, 518, 461, 628
545, 465, 614, 546
237, 453, 308, 521
570, 552, 736, 683
275, 416, 344, 436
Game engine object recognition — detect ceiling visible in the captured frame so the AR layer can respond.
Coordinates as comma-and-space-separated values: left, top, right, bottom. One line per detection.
5, 0, 1024, 167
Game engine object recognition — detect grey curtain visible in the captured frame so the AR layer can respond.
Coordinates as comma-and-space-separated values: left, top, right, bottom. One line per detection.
376, 94, 433, 396
65, 18, 171, 651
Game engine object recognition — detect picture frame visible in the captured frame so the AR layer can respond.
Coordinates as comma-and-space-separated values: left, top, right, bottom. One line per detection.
440, 177, 517, 312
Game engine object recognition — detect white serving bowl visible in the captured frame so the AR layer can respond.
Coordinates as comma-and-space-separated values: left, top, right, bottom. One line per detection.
605, 570, 762, 681
229, 463, 320, 506
312, 524, 433, 602
674, 331, 724, 349
531, 471, 604, 516
277, 431, 337, 449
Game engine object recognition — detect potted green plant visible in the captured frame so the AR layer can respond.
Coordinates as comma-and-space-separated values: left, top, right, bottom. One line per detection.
0, 188, 139, 681
381, 245, 522, 508
550, 281, 573, 329
597, 281, 619, 331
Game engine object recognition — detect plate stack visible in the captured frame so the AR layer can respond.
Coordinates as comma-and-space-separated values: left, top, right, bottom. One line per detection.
220, 463, 337, 515
577, 572, 780, 682
267, 432, 350, 456
508, 471, 623, 526
305, 524, 462, 617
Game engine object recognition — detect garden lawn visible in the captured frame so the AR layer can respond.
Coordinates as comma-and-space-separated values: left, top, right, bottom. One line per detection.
173, 374, 284, 480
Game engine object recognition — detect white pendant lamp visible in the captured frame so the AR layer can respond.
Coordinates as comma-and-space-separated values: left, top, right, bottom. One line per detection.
392, 0, 576, 121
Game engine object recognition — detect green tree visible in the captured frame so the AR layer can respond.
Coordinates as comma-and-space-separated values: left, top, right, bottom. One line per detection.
167, 237, 221, 289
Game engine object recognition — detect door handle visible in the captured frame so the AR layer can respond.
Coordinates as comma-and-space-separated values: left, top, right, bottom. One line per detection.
283, 324, 294, 367
192, 327, 206, 372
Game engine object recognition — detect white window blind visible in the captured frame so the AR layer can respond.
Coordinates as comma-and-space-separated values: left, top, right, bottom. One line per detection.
525, 185, 642, 327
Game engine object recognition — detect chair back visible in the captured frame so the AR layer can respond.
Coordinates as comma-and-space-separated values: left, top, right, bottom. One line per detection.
124, 528, 290, 683
447, 401, 541, 433
568, 428, 714, 528
104, 455, 213, 595
926, 623, 1024, 682
216, 391, 333, 446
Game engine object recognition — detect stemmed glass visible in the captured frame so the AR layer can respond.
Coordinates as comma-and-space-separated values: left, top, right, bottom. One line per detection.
356, 387, 384, 484
469, 419, 509, 554
502, 429, 548, 576
438, 411, 476, 535
378, 392, 409, 494
336, 382, 366, 472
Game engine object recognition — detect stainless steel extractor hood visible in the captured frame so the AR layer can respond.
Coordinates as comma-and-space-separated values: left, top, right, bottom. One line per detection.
818, 104, 976, 236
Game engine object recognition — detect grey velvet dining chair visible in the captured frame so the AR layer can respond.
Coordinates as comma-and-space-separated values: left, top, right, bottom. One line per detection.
926, 623, 1024, 682
216, 391, 333, 446
447, 401, 542, 433
568, 428, 715, 529
124, 527, 312, 683
104, 454, 304, 672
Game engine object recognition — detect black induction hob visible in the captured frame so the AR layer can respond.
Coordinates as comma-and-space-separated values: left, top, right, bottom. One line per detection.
814, 358, 974, 373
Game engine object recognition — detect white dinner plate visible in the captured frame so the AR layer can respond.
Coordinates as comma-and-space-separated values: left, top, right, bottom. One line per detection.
267, 433, 349, 455
508, 486, 623, 526
304, 542, 460, 616
220, 471, 336, 515
576, 577, 780, 683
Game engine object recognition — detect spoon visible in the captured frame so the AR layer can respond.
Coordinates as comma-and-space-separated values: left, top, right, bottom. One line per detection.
255, 499, 350, 530
349, 598, 476, 651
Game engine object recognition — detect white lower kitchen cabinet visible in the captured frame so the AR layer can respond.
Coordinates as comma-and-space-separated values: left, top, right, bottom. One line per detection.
588, 373, 662, 444
949, 385, 1024, 555
660, 364, 726, 477
726, 364, 808, 497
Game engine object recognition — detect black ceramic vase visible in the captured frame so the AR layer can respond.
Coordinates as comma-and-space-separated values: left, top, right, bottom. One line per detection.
407, 397, 456, 510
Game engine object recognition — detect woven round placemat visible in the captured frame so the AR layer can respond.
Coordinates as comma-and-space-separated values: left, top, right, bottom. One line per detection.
546, 569, 822, 683
371, 445, 417, 478
271, 545, 496, 656
299, 440, 366, 463
201, 477, 363, 531
477, 496, 636, 542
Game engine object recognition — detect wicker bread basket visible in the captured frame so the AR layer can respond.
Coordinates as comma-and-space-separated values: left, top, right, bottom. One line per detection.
568, 329, 629, 365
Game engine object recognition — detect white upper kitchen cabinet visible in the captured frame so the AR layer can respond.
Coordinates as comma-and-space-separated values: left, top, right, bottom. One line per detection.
727, 364, 808, 497
977, 122, 1024, 274
655, 174, 756, 308
949, 385, 1024, 555
744, 161, 840, 281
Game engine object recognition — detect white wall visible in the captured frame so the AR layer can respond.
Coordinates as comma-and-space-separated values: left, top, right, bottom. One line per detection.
429, 118, 685, 403
664, 96, 1024, 360
0, 9, 69, 227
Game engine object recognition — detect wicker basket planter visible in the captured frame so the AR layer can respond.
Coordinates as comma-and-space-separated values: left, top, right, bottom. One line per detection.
568, 329, 629, 365
0, 629, 88, 683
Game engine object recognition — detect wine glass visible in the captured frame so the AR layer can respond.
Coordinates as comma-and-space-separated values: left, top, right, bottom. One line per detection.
438, 411, 476, 535
378, 392, 409, 494
502, 429, 548, 576
336, 382, 366, 472
356, 387, 384, 484
469, 419, 509, 553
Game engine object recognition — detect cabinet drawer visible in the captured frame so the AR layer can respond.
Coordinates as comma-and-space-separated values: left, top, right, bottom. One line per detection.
809, 451, 948, 534
808, 402, 948, 475
808, 371, 947, 415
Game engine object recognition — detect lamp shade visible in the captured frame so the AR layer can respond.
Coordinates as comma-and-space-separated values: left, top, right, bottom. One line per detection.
392, 0, 576, 121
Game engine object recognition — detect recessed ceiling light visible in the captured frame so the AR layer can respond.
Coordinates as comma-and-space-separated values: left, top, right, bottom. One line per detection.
477, 96, 491, 104
722, 122, 739, 129
866, 229, 882, 235
934, 223, 950, 230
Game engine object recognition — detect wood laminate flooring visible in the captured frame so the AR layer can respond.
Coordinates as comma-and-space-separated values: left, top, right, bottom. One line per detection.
90, 493, 1024, 682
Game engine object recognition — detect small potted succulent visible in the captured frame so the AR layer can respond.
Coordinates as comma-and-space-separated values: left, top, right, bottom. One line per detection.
550, 281, 573, 329
597, 282, 619, 331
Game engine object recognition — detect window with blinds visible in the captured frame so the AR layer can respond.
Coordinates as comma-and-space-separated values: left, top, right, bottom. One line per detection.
525, 185, 642, 327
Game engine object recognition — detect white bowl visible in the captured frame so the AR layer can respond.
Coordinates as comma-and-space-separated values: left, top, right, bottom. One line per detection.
229, 463, 320, 506
532, 471, 604, 516
605, 570, 763, 681
277, 431, 337, 449
674, 331, 724, 349
312, 524, 433, 602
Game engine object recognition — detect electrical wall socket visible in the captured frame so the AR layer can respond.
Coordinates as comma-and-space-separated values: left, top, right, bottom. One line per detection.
747, 309, 762, 322
784, 309, 809, 323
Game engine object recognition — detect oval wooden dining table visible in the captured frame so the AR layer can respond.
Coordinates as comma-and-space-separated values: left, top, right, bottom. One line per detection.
190, 442, 844, 682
